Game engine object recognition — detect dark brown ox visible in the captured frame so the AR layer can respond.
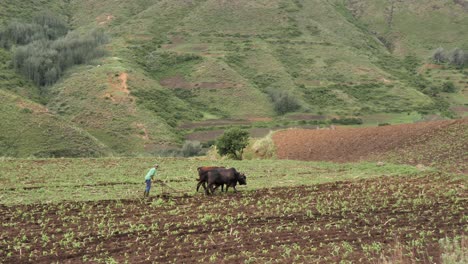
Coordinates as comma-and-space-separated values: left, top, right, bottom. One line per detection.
196, 166, 225, 192
206, 168, 247, 195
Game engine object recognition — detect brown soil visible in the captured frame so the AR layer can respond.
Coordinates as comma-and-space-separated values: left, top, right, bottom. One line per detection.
135, 123, 149, 140
103, 72, 132, 103
96, 14, 114, 25
272, 119, 467, 164
0, 175, 464, 263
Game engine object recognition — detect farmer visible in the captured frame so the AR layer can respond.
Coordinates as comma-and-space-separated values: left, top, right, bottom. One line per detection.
144, 163, 159, 197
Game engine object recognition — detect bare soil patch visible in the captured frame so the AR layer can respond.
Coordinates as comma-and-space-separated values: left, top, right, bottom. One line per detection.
96, 14, 114, 25
103, 72, 132, 103
273, 119, 467, 165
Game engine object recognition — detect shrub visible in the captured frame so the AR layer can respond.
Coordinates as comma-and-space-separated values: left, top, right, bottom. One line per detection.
181, 140, 202, 157
331, 117, 363, 125
442, 82, 457, 93
216, 127, 250, 160
432, 47, 446, 64
251, 131, 276, 159
266, 88, 301, 115
449, 48, 466, 68
378, 123, 390, 126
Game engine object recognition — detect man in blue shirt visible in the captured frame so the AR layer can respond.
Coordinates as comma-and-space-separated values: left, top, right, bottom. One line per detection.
144, 164, 159, 197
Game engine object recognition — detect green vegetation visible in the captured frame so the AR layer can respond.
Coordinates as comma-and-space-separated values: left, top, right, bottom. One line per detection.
0, 0, 466, 156
432, 47, 467, 68
0, 90, 110, 157
0, 157, 427, 205
0, 12, 108, 89
216, 127, 250, 160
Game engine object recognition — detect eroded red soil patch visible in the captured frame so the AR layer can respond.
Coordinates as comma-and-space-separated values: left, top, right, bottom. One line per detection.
0, 175, 465, 263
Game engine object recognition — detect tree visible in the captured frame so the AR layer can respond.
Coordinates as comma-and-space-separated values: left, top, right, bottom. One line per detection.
216, 127, 250, 160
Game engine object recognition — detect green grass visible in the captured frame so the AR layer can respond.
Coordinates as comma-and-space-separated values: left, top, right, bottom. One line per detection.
0, 90, 110, 157
0, 157, 426, 205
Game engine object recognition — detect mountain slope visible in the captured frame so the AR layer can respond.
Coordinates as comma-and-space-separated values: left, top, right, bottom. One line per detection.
0, 89, 110, 157
0, 0, 467, 157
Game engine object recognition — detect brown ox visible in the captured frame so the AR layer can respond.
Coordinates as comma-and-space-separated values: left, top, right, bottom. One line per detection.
196, 166, 225, 192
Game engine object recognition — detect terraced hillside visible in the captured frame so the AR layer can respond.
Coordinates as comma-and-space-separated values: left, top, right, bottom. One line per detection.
0, 0, 467, 156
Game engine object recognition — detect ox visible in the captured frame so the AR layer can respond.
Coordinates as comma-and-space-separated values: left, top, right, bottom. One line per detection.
196, 166, 225, 192
206, 168, 247, 195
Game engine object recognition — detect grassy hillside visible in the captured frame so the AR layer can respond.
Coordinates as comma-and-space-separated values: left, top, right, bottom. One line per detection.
0, 89, 110, 157
0, 0, 467, 156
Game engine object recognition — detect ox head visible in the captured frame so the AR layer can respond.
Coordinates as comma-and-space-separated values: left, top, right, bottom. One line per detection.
237, 173, 247, 185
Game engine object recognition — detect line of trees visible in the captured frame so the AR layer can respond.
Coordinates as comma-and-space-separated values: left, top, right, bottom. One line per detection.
0, 12, 108, 91
0, 12, 68, 48
432, 47, 467, 68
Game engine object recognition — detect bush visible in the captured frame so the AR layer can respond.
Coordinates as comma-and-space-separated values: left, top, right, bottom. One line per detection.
181, 140, 202, 157
216, 127, 250, 160
432, 47, 446, 64
331, 117, 363, 125
432, 47, 467, 68
442, 82, 457, 93
266, 88, 301, 115
378, 123, 391, 126
251, 131, 276, 159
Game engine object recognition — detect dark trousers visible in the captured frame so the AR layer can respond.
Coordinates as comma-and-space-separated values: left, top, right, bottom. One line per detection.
145, 180, 151, 192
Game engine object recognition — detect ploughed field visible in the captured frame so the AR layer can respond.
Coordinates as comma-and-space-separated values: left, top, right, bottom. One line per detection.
273, 119, 468, 173
1, 173, 466, 263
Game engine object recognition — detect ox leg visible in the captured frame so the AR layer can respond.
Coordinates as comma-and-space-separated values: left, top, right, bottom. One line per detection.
196, 181, 207, 192
208, 183, 216, 195
206, 183, 213, 195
